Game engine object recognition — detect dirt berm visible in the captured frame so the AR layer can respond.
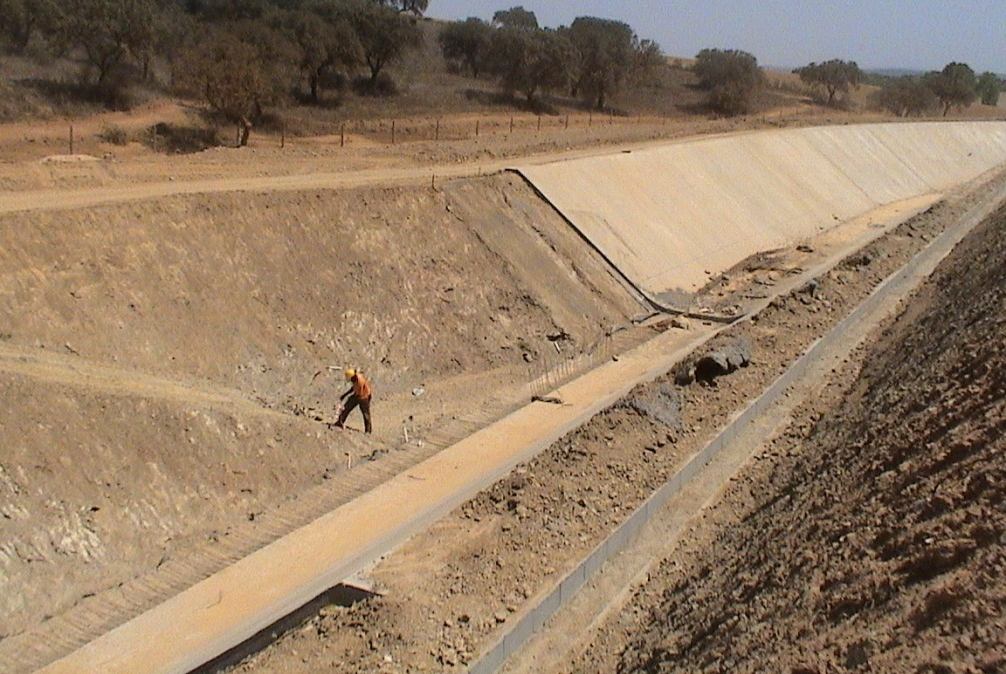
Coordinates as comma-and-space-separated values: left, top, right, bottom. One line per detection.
0, 173, 640, 642
583, 205, 1006, 672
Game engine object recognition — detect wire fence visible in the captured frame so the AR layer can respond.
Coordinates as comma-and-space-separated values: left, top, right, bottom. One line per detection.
54, 112, 680, 156
333, 111, 673, 146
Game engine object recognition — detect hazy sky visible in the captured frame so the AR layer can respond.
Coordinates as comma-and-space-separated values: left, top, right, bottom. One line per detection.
428, 1, 1006, 73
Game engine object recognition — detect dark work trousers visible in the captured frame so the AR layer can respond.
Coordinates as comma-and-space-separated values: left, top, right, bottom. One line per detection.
338, 395, 373, 434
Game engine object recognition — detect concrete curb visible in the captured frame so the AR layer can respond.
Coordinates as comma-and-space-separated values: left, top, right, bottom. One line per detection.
467, 178, 1006, 674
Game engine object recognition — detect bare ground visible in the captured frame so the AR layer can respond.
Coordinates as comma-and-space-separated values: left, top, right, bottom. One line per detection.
574, 207, 1006, 672
0, 172, 642, 642
222, 165, 1006, 674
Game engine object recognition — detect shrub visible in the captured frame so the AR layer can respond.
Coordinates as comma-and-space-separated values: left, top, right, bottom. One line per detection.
694, 48, 764, 115
352, 72, 398, 97
873, 77, 938, 117
144, 122, 219, 153
98, 123, 129, 145
975, 71, 1002, 107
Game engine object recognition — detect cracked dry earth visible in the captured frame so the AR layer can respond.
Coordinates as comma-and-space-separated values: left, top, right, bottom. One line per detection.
225, 177, 1003, 673
575, 204, 1006, 673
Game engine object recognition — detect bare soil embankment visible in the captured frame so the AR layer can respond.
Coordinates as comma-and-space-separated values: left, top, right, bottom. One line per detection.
578, 208, 1006, 672
226, 166, 1006, 674
0, 173, 639, 643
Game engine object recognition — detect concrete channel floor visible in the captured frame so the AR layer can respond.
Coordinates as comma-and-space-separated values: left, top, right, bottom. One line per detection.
32, 182, 959, 674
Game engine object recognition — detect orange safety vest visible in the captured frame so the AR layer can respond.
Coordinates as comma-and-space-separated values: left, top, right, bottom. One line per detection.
352, 373, 372, 401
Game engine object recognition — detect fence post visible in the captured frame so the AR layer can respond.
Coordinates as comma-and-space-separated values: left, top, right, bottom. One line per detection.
341, 123, 346, 147
280, 123, 285, 149
391, 119, 396, 145
589, 111, 592, 127
435, 118, 440, 141
69, 124, 74, 154
510, 116, 514, 134
537, 115, 541, 132
476, 119, 480, 137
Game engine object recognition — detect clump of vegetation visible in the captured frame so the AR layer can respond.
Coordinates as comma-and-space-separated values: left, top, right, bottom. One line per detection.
975, 72, 1003, 106
0, 0, 58, 54
924, 62, 977, 116
873, 77, 938, 117
98, 122, 129, 145
491, 5, 538, 31
693, 48, 765, 115
564, 17, 662, 110
794, 59, 862, 107
282, 4, 360, 104
2, 0, 994, 144
174, 29, 287, 147
438, 17, 492, 78
376, 0, 428, 16
349, 0, 423, 90
0, 0, 429, 141
143, 122, 219, 154
484, 26, 573, 105
439, 5, 662, 111
869, 60, 993, 118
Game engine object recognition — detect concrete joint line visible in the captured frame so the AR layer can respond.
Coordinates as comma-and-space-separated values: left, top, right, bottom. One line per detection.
466, 180, 1006, 674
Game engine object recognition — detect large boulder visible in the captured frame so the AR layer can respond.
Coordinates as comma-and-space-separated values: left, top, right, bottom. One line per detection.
622, 382, 682, 429
675, 337, 752, 385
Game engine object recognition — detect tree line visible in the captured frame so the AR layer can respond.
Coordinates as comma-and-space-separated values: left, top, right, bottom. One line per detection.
875, 64, 1002, 117
0, 0, 429, 144
1, 0, 998, 145
438, 6, 663, 110
438, 9, 779, 117
793, 58, 1002, 116
0, 0, 774, 135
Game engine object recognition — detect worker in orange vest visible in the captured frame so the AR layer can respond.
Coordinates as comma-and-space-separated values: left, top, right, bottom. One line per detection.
335, 368, 373, 434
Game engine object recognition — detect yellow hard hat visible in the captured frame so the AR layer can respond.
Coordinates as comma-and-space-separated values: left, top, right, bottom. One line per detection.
344, 368, 356, 381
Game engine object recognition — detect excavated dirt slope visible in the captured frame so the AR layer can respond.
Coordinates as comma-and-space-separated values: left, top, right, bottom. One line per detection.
0, 173, 640, 640
586, 204, 1006, 672
0, 173, 636, 403
223, 170, 1006, 674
